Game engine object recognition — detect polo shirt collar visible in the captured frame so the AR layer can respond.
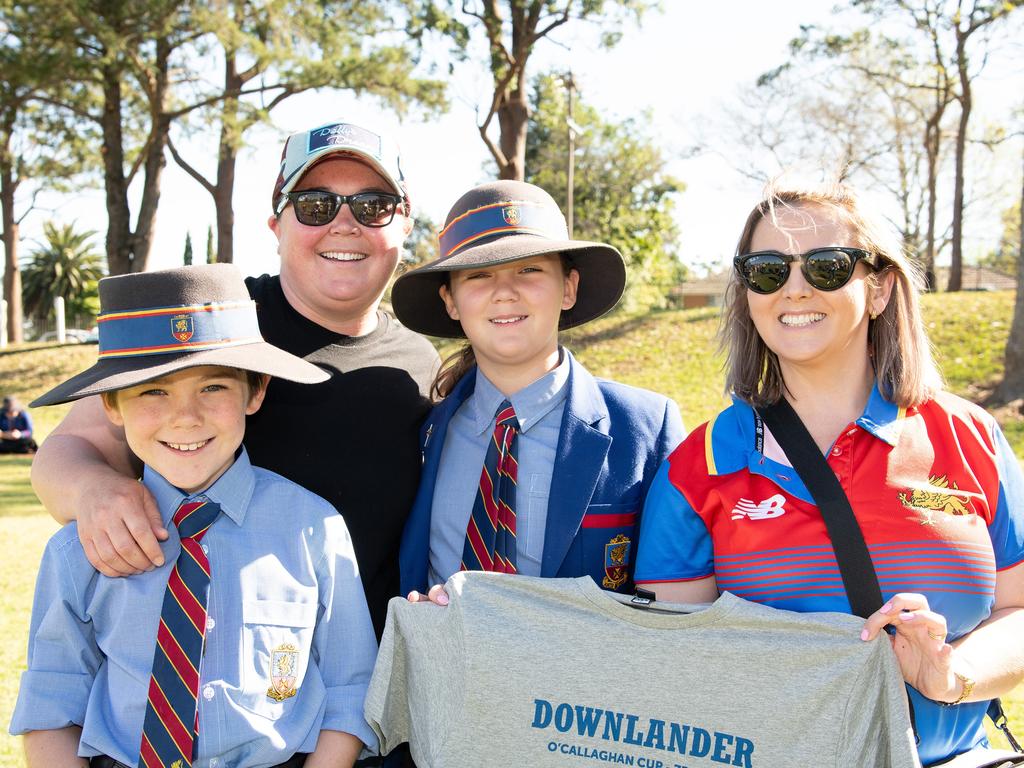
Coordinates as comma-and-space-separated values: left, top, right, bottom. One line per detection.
143, 448, 256, 527
470, 349, 571, 435
855, 382, 904, 447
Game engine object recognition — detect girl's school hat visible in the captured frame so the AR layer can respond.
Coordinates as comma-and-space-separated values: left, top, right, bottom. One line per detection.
31, 264, 329, 407
391, 180, 625, 339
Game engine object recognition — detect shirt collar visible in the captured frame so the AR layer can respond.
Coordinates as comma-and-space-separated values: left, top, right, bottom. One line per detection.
142, 448, 255, 527
470, 349, 571, 435
855, 381, 905, 447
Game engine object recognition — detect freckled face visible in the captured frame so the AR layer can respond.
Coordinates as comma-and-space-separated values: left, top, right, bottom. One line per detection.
102, 366, 265, 494
439, 254, 579, 383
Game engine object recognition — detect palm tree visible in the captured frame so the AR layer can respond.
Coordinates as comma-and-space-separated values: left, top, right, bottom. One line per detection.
21, 221, 105, 326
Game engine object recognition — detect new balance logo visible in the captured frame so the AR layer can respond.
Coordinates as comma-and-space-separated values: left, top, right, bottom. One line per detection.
731, 494, 787, 520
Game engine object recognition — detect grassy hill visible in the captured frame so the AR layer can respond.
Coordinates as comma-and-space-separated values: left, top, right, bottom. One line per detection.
0, 290, 1021, 765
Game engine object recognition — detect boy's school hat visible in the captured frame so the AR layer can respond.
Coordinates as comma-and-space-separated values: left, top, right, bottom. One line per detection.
391, 180, 626, 339
272, 120, 407, 213
31, 264, 329, 407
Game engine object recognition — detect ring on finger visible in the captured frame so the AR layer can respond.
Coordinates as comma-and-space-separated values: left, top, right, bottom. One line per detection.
927, 629, 946, 641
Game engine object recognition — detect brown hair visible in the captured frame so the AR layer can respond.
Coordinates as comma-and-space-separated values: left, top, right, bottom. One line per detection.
722, 178, 942, 408
102, 367, 267, 407
429, 254, 575, 401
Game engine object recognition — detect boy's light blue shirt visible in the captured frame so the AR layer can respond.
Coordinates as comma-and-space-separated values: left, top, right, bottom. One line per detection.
11, 448, 378, 766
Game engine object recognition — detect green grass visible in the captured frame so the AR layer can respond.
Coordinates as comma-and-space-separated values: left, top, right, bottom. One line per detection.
0, 294, 1022, 765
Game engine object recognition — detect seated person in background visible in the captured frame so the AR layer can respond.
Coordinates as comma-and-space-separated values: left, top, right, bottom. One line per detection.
633, 179, 1024, 767
0, 396, 38, 453
11, 264, 378, 768
391, 180, 684, 602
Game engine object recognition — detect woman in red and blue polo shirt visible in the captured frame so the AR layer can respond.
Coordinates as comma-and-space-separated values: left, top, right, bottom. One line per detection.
634, 179, 1024, 767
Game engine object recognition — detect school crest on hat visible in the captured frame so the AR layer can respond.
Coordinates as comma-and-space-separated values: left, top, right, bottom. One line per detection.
171, 314, 194, 343
502, 205, 521, 225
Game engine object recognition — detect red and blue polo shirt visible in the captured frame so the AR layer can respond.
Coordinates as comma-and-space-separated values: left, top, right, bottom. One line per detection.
634, 384, 1024, 766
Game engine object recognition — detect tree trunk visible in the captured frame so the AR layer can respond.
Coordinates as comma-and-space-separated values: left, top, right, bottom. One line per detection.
995, 147, 1024, 403
496, 86, 529, 181
130, 37, 173, 274
1, 164, 23, 344
100, 63, 134, 276
922, 112, 942, 291
215, 144, 235, 263
214, 53, 242, 264
947, 30, 971, 293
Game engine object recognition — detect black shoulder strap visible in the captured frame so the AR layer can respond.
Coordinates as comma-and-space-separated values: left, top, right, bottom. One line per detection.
756, 398, 883, 619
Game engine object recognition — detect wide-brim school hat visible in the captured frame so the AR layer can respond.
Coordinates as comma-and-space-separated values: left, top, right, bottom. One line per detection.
272, 120, 407, 213
391, 180, 625, 339
31, 264, 329, 407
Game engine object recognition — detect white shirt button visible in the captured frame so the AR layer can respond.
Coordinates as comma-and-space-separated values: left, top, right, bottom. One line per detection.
206, 616, 215, 631
831, 446, 842, 457
203, 685, 214, 700
201, 543, 209, 555
210, 759, 219, 767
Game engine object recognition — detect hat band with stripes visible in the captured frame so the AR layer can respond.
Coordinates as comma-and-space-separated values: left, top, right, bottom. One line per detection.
98, 300, 262, 358
439, 201, 568, 258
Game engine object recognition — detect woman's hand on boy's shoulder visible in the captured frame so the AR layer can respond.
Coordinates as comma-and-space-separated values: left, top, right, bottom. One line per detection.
407, 584, 449, 606
77, 474, 168, 577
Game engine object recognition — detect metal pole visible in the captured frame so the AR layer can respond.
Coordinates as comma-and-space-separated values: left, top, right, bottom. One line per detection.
54, 296, 66, 343
566, 71, 576, 238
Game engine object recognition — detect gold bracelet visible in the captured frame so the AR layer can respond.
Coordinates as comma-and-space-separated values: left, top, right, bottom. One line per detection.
940, 671, 975, 706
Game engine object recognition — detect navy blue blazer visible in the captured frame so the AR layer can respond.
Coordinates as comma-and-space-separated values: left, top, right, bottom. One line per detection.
399, 353, 685, 595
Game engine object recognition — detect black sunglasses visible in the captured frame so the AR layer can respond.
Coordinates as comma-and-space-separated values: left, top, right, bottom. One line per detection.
276, 189, 404, 228
734, 247, 879, 294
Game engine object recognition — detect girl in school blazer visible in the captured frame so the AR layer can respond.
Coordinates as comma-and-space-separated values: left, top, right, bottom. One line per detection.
390, 180, 684, 598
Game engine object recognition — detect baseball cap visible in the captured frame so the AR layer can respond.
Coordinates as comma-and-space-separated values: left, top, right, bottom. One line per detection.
272, 121, 407, 212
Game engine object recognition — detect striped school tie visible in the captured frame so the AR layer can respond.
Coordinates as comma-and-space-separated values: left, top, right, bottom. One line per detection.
139, 498, 220, 768
461, 400, 520, 574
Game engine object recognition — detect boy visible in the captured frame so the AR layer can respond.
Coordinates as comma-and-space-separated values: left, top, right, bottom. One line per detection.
11, 264, 379, 768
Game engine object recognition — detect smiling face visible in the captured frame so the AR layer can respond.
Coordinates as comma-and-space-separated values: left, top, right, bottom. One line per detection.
102, 366, 266, 495
439, 254, 579, 393
268, 157, 412, 335
746, 203, 892, 380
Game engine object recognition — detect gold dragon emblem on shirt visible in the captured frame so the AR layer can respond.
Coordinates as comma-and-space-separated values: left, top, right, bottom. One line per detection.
898, 474, 971, 524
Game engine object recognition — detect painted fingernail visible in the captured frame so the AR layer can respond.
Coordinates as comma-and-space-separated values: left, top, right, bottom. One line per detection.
437, 593, 449, 605
881, 601, 893, 613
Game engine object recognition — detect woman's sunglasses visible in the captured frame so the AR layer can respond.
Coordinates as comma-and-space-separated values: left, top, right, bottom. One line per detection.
276, 189, 404, 228
733, 247, 880, 294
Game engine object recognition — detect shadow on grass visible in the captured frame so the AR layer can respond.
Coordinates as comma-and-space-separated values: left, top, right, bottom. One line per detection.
0, 456, 42, 518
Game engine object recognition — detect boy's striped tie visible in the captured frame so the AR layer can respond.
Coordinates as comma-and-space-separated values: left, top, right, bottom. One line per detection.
461, 400, 520, 574
139, 498, 220, 768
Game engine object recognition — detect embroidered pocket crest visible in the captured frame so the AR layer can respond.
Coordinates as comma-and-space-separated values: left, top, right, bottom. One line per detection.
266, 643, 299, 702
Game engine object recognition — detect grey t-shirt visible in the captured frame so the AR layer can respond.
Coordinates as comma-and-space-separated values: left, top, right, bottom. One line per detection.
365, 573, 920, 768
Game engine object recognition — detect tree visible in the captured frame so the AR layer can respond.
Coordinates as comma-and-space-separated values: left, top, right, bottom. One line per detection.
167, 0, 447, 263
0, 1, 91, 341
183, 231, 193, 265
994, 133, 1024, 403
979, 200, 1019, 275
848, 0, 1023, 291
525, 73, 685, 310
21, 221, 104, 326
746, 22, 958, 288
410, 0, 655, 180
206, 224, 215, 264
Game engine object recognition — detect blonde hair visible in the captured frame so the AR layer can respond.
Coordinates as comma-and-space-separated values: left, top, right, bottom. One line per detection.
722, 178, 942, 408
